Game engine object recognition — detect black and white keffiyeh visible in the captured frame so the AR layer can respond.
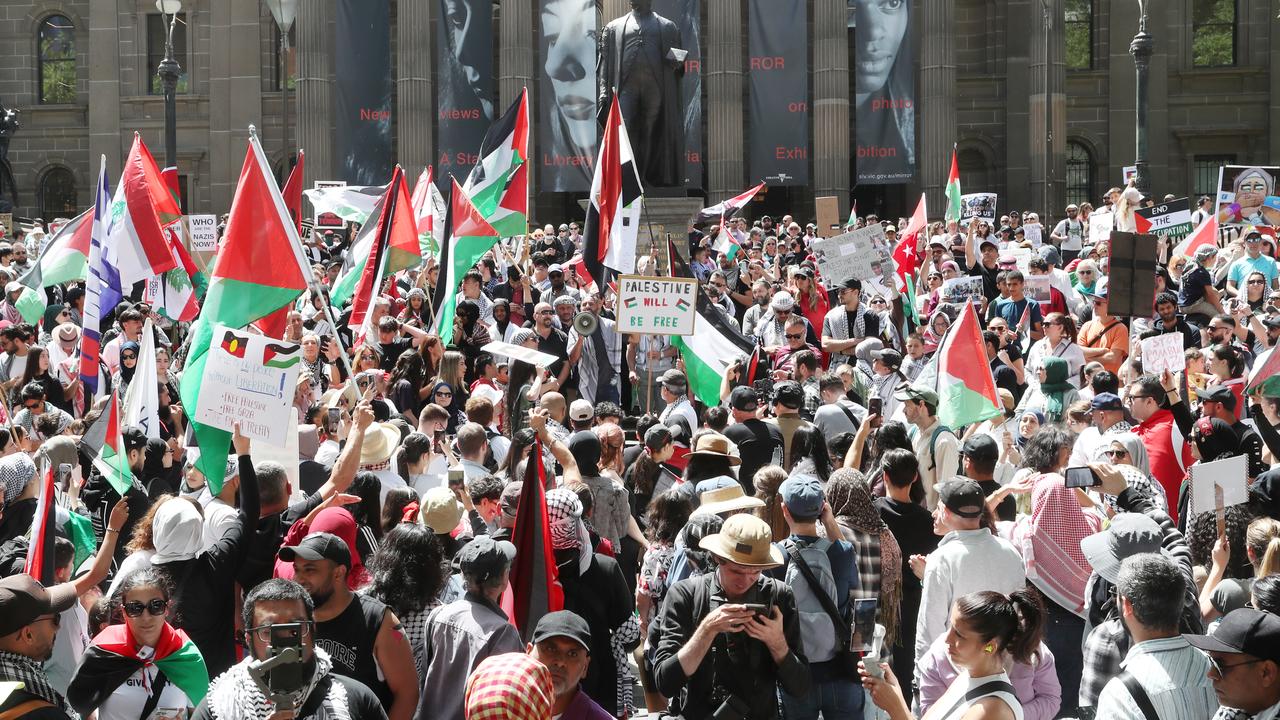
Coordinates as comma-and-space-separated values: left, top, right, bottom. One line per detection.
0, 649, 79, 719
545, 488, 591, 574
206, 647, 347, 720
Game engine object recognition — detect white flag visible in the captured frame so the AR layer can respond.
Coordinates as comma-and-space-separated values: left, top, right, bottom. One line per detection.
122, 318, 161, 439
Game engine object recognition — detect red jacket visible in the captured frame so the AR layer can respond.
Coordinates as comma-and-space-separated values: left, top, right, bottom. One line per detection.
1134, 408, 1194, 521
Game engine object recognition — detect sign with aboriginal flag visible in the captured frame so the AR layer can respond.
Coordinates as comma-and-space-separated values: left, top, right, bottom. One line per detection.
194, 325, 301, 447
617, 275, 698, 336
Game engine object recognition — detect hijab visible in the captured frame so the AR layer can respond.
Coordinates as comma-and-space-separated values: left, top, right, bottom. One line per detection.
119, 341, 140, 384
826, 468, 903, 643
1039, 356, 1073, 422
40, 304, 65, 335
152, 499, 205, 564
1112, 433, 1151, 475
1016, 409, 1045, 449
922, 309, 951, 353
567, 431, 602, 477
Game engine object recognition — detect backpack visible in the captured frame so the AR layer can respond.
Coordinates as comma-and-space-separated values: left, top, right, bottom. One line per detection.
781, 537, 841, 663
927, 423, 962, 476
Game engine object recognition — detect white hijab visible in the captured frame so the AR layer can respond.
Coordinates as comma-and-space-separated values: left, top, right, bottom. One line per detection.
150, 498, 204, 564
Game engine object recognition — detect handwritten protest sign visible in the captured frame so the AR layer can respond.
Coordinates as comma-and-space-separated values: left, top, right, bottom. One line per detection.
187, 214, 218, 252
1023, 223, 1043, 247
194, 326, 301, 447
942, 276, 984, 304
1088, 211, 1114, 245
960, 193, 998, 223
810, 226, 896, 289
616, 275, 698, 335
1140, 334, 1186, 374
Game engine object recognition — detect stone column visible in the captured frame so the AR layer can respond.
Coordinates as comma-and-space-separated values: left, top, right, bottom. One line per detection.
1003, 0, 1032, 211
296, 0, 333, 188
88, 0, 123, 175
812, 0, 850, 215
1028, 0, 1067, 220
500, 1, 534, 109
706, 0, 743, 203
919, 0, 956, 214
208, 0, 264, 210
397, 0, 433, 172
1107, 0, 1140, 196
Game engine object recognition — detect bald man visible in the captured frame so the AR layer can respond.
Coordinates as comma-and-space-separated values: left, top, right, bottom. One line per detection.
539, 392, 571, 442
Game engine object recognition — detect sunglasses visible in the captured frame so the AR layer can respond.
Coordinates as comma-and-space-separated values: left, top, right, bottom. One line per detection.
1209, 656, 1265, 677
122, 354, 137, 361
785, 333, 803, 340
23, 402, 40, 410
123, 598, 169, 617
1103, 449, 1129, 458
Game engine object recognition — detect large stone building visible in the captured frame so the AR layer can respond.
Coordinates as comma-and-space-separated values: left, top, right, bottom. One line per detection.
1, 0, 1276, 228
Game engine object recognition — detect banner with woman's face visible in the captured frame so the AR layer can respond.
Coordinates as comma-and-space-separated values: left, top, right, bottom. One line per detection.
539, 0, 598, 192
852, 0, 915, 185
1216, 165, 1280, 228
436, 0, 495, 183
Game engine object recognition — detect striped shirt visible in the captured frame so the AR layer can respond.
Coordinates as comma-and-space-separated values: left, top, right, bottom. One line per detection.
1094, 636, 1218, 720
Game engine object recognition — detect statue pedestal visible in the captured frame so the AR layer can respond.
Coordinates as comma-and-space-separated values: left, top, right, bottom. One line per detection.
578, 195, 704, 276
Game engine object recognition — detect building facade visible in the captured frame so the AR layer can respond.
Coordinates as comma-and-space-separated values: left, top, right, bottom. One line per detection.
1, 0, 1276, 227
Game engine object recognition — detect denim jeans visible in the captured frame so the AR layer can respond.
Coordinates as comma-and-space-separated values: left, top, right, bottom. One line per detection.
781, 677, 864, 719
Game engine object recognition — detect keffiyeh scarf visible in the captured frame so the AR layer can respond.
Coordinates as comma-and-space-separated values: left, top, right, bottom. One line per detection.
0, 454, 36, 505
546, 488, 591, 575
1010, 473, 1102, 617
0, 649, 79, 719
206, 647, 344, 720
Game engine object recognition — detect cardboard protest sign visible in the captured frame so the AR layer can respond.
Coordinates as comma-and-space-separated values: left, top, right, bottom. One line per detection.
193, 326, 302, 447
942, 276, 984, 304
1088, 211, 1114, 245
1140, 334, 1186, 374
252, 415, 300, 497
810, 225, 896, 289
616, 275, 698, 335
187, 214, 219, 253
815, 196, 840, 237
1008, 247, 1034, 274
481, 340, 560, 368
1023, 223, 1043, 247
1136, 197, 1193, 242
960, 193, 998, 223
1190, 454, 1249, 535
1024, 276, 1051, 304
1216, 166, 1280, 228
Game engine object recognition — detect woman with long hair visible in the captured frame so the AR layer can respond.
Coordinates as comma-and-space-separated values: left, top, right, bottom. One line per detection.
417, 334, 444, 379
20, 345, 68, 414
389, 351, 429, 426
752, 465, 789, 542
863, 590, 1046, 720
788, 424, 832, 480
379, 486, 420, 535
395, 432, 441, 495
365, 521, 452, 674
1025, 313, 1083, 392
398, 288, 430, 325
1200, 516, 1280, 620
623, 424, 675, 526
434, 349, 468, 406
1208, 344, 1247, 419
68, 568, 209, 720
1002, 428, 1102, 715
827, 469, 903, 646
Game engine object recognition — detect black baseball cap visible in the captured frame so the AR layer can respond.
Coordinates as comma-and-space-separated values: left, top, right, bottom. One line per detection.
458, 536, 517, 582
960, 434, 999, 464
938, 478, 986, 519
773, 381, 804, 410
122, 427, 149, 453
1199, 385, 1237, 410
278, 531, 352, 569
531, 610, 592, 652
729, 386, 759, 412
1185, 608, 1280, 664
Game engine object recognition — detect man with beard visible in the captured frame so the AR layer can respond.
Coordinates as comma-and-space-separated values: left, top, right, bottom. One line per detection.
1138, 292, 1200, 349
822, 278, 884, 368
0, 575, 84, 719
527, 611, 613, 720
742, 279, 773, 338
547, 264, 581, 304
282, 533, 418, 720
533, 302, 572, 388
192, 579, 387, 720
567, 293, 621, 405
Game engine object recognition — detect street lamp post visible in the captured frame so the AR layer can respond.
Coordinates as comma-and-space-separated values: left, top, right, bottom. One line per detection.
265, 0, 300, 169
155, 0, 182, 170
1130, 0, 1153, 196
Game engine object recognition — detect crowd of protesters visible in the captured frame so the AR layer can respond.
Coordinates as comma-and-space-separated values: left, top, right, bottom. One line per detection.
1, 178, 1280, 720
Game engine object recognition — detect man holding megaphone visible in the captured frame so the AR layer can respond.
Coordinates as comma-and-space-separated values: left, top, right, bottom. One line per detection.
568, 293, 622, 405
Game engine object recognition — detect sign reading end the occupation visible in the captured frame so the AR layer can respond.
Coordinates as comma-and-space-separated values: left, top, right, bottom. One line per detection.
617, 275, 699, 336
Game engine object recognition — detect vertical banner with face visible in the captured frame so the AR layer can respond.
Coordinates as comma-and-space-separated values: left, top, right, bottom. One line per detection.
653, 0, 703, 190
436, 0, 495, 185
539, 0, 598, 192
748, 0, 808, 186
852, 0, 914, 185
335, 0, 393, 185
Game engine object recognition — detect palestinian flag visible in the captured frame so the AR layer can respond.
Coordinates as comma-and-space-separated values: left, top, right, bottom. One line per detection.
694, 181, 766, 226
180, 134, 310, 494
582, 95, 644, 289
430, 179, 500, 345
944, 148, 962, 224
711, 210, 744, 261
24, 467, 57, 583
68, 623, 208, 717
411, 165, 446, 259
501, 439, 563, 640
301, 183, 386, 225
847, 200, 858, 229
220, 330, 248, 358
927, 301, 1003, 429
80, 389, 134, 496
1173, 212, 1219, 258
464, 88, 530, 239
263, 342, 301, 369
13, 208, 92, 323
1247, 346, 1280, 398
666, 238, 756, 405
345, 166, 423, 334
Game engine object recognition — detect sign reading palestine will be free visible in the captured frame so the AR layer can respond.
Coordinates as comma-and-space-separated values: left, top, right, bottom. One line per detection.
617, 275, 699, 335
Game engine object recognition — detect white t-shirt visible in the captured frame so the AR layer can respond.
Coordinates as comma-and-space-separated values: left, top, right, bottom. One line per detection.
97, 646, 195, 720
